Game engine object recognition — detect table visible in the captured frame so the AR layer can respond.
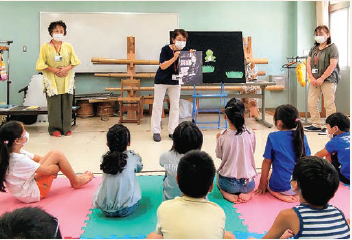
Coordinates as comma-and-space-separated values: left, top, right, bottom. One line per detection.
0, 106, 80, 126
106, 81, 277, 128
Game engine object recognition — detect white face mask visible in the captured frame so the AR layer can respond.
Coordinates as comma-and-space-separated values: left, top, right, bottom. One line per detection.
314, 35, 325, 44
53, 33, 64, 42
18, 131, 30, 146
175, 40, 186, 50
327, 129, 337, 139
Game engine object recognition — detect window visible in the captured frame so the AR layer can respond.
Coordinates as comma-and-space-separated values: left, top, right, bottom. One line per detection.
329, 1, 350, 67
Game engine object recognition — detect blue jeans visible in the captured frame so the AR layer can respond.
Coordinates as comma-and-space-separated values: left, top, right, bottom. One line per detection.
218, 175, 255, 194
103, 202, 139, 218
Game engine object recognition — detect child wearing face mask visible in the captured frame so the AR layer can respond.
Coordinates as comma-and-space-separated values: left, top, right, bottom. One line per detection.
315, 113, 350, 185
0, 121, 94, 203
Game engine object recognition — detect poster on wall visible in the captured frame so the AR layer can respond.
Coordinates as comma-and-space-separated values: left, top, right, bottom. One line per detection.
178, 51, 203, 85
172, 31, 246, 84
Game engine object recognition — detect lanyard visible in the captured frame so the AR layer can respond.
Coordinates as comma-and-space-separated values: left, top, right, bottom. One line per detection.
172, 48, 180, 72
51, 40, 62, 56
314, 48, 322, 67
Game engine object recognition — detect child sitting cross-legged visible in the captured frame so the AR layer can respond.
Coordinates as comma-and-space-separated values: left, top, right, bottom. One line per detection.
147, 150, 235, 239
262, 156, 350, 239
93, 124, 143, 217
315, 112, 350, 185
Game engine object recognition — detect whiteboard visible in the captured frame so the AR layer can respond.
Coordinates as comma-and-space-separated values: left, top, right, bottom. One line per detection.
40, 12, 179, 73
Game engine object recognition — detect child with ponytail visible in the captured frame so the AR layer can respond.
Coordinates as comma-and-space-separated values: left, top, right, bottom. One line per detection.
215, 98, 257, 203
0, 121, 93, 203
93, 124, 143, 217
255, 104, 311, 202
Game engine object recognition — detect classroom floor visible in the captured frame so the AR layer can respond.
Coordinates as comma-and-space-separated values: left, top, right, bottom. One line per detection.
22, 112, 327, 175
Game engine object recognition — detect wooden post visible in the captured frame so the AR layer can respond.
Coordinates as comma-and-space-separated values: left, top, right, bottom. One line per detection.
127, 36, 136, 81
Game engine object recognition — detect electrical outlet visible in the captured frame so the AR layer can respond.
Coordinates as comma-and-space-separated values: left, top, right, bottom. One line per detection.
23, 46, 27, 52
303, 49, 309, 56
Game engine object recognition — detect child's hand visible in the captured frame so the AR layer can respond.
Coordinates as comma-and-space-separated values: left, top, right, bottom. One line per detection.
216, 132, 221, 139
254, 184, 266, 194
280, 229, 293, 239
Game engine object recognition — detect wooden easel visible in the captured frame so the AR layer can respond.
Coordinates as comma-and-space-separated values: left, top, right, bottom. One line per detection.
242, 36, 268, 118
92, 36, 159, 120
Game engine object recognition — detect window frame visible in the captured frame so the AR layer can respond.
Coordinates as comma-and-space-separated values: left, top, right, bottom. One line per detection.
328, 1, 350, 68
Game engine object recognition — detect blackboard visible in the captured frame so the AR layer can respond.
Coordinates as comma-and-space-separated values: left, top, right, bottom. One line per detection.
172, 31, 245, 84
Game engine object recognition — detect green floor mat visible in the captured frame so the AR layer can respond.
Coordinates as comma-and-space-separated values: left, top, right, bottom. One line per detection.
81, 175, 163, 239
81, 175, 247, 239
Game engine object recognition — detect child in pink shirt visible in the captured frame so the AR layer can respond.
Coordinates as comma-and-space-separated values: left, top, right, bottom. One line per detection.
216, 98, 257, 203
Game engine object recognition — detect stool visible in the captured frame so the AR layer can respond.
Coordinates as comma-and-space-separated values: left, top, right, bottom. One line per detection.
141, 94, 169, 119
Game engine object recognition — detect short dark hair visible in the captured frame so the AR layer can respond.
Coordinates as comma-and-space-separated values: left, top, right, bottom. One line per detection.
314, 25, 331, 46
170, 29, 188, 43
0, 207, 62, 239
326, 112, 350, 132
177, 150, 215, 198
171, 121, 203, 154
48, 20, 67, 37
292, 156, 339, 206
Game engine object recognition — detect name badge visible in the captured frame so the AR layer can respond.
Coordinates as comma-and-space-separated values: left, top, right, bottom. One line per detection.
172, 74, 181, 81
312, 68, 318, 74
55, 55, 63, 62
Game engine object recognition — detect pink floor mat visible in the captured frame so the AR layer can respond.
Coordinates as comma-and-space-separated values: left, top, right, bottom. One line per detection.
234, 176, 350, 234
0, 177, 102, 238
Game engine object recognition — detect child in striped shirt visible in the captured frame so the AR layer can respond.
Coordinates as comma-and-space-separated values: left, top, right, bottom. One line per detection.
263, 156, 350, 239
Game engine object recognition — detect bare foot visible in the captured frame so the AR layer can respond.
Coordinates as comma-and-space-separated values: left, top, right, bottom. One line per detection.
237, 192, 253, 203
220, 189, 239, 203
280, 229, 293, 239
71, 171, 94, 189
268, 189, 298, 203
224, 231, 236, 239
146, 232, 163, 239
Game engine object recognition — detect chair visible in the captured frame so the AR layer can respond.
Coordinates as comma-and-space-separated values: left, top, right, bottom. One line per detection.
117, 79, 142, 125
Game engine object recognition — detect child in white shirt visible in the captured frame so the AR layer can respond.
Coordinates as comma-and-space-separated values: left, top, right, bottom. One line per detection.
0, 121, 93, 203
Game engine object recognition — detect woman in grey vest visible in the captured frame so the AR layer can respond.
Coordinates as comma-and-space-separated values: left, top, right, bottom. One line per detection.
305, 25, 340, 135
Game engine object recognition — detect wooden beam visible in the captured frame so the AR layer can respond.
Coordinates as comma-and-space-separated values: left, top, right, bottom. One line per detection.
91, 58, 159, 65
95, 73, 156, 78
105, 85, 285, 92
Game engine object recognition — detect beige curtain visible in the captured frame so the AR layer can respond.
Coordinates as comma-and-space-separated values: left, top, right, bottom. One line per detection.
316, 1, 329, 26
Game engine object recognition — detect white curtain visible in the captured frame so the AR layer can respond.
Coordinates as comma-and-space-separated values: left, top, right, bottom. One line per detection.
316, 1, 329, 26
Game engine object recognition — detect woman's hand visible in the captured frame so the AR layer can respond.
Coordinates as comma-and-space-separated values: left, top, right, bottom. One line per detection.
190, 49, 196, 53
315, 77, 324, 86
310, 77, 317, 87
55, 69, 67, 77
55, 66, 73, 77
173, 51, 180, 60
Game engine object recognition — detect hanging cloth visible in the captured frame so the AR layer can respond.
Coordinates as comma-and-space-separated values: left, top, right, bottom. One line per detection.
296, 61, 310, 87
0, 52, 8, 82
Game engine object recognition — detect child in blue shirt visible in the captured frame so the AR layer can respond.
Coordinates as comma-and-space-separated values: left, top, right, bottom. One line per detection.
315, 112, 350, 185
93, 124, 143, 217
255, 104, 311, 203
263, 156, 350, 239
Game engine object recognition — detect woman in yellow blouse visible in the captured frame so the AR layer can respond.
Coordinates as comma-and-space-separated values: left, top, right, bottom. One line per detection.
36, 20, 81, 137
